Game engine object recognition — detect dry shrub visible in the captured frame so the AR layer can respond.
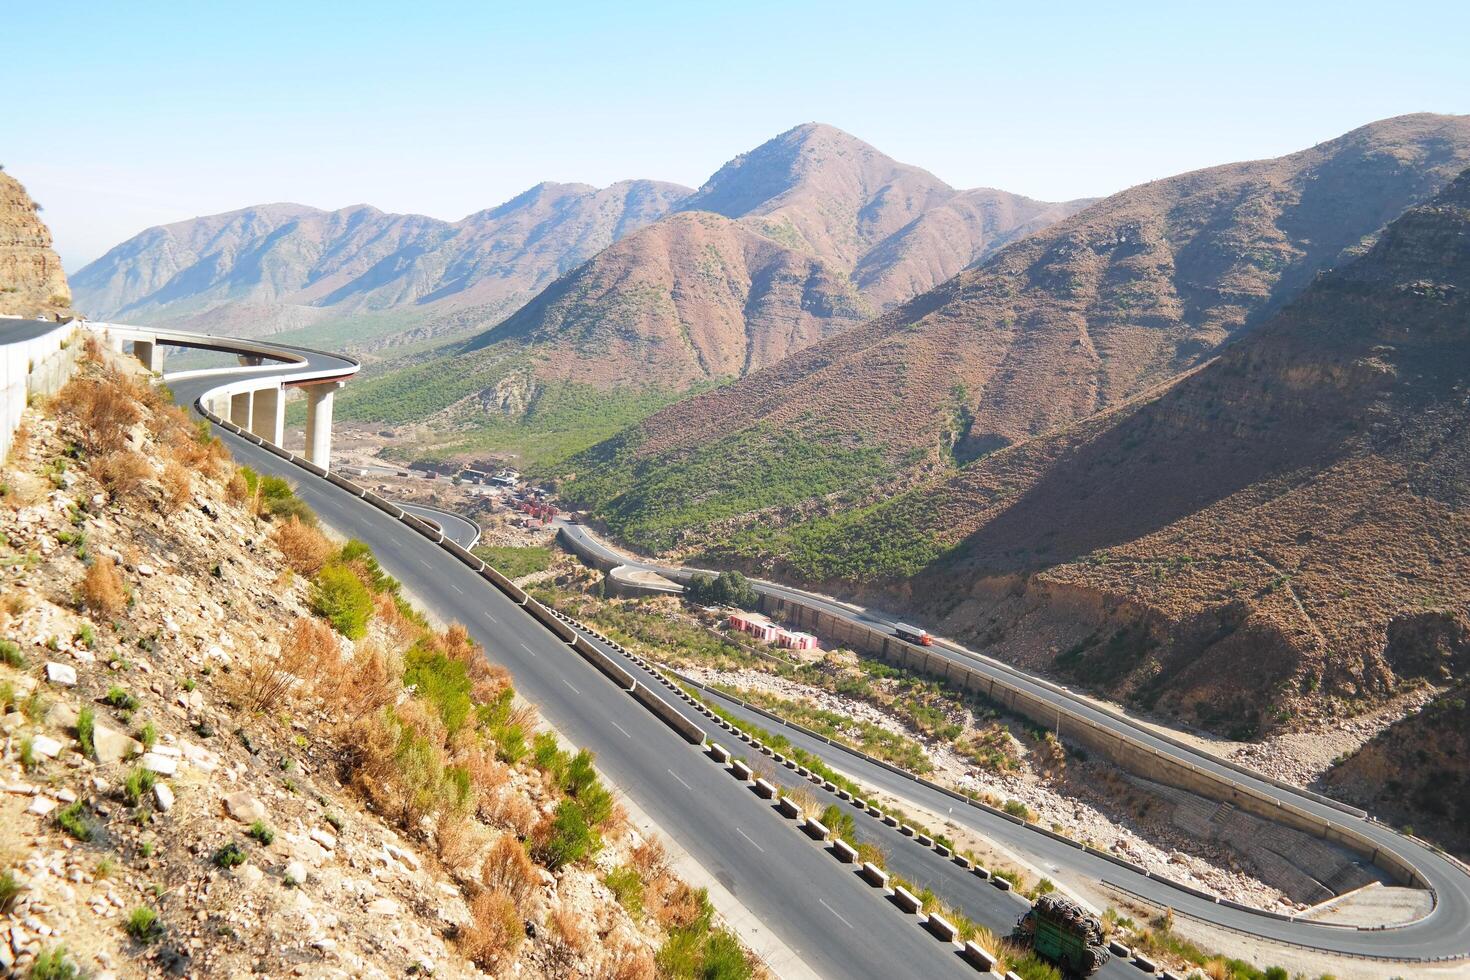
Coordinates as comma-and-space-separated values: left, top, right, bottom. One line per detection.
316, 639, 395, 720
601, 799, 629, 842
648, 874, 703, 931
237, 616, 333, 711
225, 469, 250, 505
460, 888, 523, 969
509, 701, 539, 732
271, 516, 334, 576
436, 808, 483, 872
481, 835, 537, 913
82, 332, 102, 361
93, 450, 152, 500
160, 460, 192, 514
599, 943, 656, 980
630, 837, 668, 880
80, 556, 127, 618
550, 902, 588, 955
64, 371, 143, 454
6, 420, 30, 464
487, 792, 539, 839
374, 592, 423, 653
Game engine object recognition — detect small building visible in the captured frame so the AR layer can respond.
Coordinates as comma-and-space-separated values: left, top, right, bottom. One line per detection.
728, 611, 780, 643
776, 630, 819, 651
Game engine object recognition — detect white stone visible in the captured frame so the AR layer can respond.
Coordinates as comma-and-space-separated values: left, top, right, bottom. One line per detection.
139, 753, 177, 776
309, 829, 336, 851
31, 735, 63, 759
43, 663, 77, 687
284, 861, 308, 887
152, 783, 175, 812
235, 864, 263, 887
136, 564, 156, 577
367, 897, 399, 916
224, 792, 265, 823
25, 797, 56, 816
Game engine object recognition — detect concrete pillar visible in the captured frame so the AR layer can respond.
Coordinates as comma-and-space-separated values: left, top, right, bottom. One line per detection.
229, 391, 253, 431
133, 339, 163, 373
303, 382, 342, 472
250, 385, 284, 446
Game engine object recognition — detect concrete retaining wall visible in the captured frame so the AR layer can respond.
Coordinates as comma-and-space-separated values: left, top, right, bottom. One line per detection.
1, 322, 79, 461
571, 635, 637, 691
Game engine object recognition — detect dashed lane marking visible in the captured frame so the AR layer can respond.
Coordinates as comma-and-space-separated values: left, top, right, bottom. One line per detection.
735, 827, 765, 853
818, 899, 854, 929
610, 721, 631, 738
667, 769, 692, 790
521, 643, 537, 658
562, 679, 579, 694
449, 583, 463, 594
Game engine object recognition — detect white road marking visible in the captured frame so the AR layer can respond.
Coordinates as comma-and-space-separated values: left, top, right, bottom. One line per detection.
562, 679, 580, 694
485, 612, 498, 623
819, 899, 854, 929
418, 559, 432, 569
667, 769, 692, 790
449, 583, 463, 594
610, 721, 631, 738
521, 643, 537, 658
735, 827, 765, 853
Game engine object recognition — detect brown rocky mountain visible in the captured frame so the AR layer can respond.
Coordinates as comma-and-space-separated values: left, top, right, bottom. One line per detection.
0, 170, 71, 317
572, 114, 1470, 535
471, 211, 870, 388
70, 180, 693, 342
691, 165, 1470, 757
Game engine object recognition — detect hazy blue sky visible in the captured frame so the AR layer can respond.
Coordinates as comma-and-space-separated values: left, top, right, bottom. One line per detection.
8, 0, 1468, 270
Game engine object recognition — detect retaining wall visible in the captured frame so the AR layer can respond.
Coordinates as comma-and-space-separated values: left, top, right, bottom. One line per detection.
1, 321, 80, 461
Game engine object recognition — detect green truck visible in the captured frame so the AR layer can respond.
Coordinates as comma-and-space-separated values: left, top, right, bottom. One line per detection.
1010, 894, 1110, 976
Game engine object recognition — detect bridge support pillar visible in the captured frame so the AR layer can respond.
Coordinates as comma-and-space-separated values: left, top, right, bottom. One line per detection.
304, 381, 342, 472
133, 339, 163, 373
250, 385, 284, 446
229, 391, 253, 431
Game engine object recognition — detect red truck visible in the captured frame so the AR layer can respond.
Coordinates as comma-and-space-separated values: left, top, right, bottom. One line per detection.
895, 623, 932, 646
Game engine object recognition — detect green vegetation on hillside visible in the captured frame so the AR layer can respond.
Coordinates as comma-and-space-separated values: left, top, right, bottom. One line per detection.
471, 544, 552, 579
563, 424, 893, 552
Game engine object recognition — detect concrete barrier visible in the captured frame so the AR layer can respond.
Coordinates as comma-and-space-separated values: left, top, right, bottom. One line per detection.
924, 912, 958, 942
890, 885, 922, 914
776, 797, 802, 819
1107, 940, 1131, 958
571, 635, 637, 691
993, 876, 1011, 891
707, 743, 731, 764
730, 760, 753, 781
325, 470, 367, 497
916, 834, 933, 848
753, 778, 777, 800
830, 839, 858, 863
960, 941, 997, 971
858, 862, 889, 887
630, 683, 706, 745
400, 511, 442, 541
362, 491, 405, 520
1133, 954, 1157, 972
441, 538, 485, 571
525, 599, 579, 642
899, 824, 916, 837
935, 843, 951, 858
802, 818, 830, 841
972, 865, 991, 880
295, 456, 327, 477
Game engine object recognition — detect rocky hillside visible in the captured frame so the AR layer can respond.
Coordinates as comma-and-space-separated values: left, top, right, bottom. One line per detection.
0, 348, 758, 978
709, 166, 1470, 753
0, 170, 71, 318
70, 180, 693, 344
564, 113, 1470, 551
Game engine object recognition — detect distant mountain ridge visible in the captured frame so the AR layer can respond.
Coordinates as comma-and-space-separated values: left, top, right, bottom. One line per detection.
71, 180, 692, 340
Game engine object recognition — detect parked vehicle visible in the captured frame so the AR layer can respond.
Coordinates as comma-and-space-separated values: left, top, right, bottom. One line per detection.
1010, 894, 1110, 976
894, 623, 932, 646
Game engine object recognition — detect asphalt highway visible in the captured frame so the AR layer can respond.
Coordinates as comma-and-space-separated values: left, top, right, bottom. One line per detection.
157, 345, 976, 979
558, 524, 1470, 964
398, 502, 480, 548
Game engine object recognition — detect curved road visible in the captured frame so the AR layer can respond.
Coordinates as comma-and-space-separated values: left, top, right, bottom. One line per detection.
398, 502, 480, 548
557, 526, 1470, 966
147, 337, 983, 979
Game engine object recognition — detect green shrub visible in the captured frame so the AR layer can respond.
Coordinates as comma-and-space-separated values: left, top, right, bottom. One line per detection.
27, 945, 82, 979
125, 906, 163, 943
138, 721, 157, 751
536, 799, 601, 869
0, 869, 19, 912
55, 802, 93, 841
122, 767, 157, 807
494, 723, 527, 764
1003, 799, 1034, 821
76, 707, 95, 758
255, 474, 315, 524
404, 641, 472, 734
605, 865, 643, 915
248, 820, 275, 845
213, 842, 247, 869
311, 564, 374, 640
339, 539, 399, 594
104, 686, 140, 711
685, 571, 759, 610
532, 731, 566, 780
0, 639, 24, 667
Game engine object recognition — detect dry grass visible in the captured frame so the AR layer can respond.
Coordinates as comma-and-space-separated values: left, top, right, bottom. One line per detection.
93, 450, 153, 500
160, 460, 192, 514
79, 556, 128, 618
271, 516, 334, 576
630, 837, 668, 880
225, 469, 250, 505
598, 944, 656, 980
64, 371, 143, 454
488, 792, 539, 839
550, 902, 589, 955
481, 834, 537, 913
435, 808, 484, 872
648, 874, 703, 931
460, 888, 523, 969
236, 616, 335, 712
